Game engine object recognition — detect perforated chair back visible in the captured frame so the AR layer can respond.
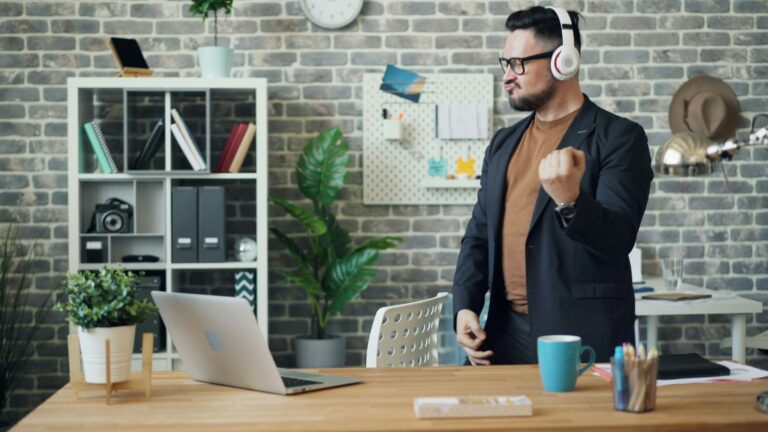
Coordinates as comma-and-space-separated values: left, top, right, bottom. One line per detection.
365, 292, 448, 368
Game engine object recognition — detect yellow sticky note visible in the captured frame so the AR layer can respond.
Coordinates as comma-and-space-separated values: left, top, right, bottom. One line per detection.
456, 157, 476, 178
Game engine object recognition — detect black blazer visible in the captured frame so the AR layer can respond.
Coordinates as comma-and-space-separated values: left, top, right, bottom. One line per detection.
452, 95, 654, 362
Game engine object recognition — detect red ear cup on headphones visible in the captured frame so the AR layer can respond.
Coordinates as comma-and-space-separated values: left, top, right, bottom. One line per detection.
550, 45, 580, 80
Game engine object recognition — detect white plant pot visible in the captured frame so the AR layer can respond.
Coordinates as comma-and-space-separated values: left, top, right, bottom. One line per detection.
197, 46, 233, 78
77, 325, 136, 384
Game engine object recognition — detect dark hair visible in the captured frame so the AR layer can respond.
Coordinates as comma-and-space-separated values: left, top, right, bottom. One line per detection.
505, 6, 582, 53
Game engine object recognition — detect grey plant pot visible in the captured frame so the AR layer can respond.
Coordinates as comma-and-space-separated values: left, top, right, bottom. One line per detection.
294, 335, 346, 368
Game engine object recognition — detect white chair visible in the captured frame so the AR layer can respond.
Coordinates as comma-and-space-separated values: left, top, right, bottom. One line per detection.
366, 293, 448, 368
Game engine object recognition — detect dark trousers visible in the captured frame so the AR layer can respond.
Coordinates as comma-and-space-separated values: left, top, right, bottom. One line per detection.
481, 305, 536, 365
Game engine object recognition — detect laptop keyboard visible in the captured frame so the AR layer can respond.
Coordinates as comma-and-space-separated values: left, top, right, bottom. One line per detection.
282, 376, 322, 388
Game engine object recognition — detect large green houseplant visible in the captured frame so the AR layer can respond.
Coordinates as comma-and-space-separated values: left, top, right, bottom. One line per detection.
189, 0, 234, 77
270, 127, 400, 367
0, 224, 52, 426
57, 267, 157, 384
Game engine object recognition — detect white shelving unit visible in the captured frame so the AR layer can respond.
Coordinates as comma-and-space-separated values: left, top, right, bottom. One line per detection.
67, 78, 269, 371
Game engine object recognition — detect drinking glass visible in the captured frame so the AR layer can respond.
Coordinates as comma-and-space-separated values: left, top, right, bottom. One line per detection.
661, 257, 684, 291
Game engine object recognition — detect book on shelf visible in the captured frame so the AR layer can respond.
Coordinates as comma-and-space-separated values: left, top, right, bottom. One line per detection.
228, 123, 256, 173
171, 123, 205, 171
82, 120, 117, 174
131, 118, 164, 170
214, 122, 247, 173
170, 108, 205, 170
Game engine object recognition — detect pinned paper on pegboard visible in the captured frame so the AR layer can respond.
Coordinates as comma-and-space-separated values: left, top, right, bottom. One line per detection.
379, 64, 426, 103
363, 73, 494, 205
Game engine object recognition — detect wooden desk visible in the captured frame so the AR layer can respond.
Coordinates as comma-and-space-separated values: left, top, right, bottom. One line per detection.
15, 366, 768, 431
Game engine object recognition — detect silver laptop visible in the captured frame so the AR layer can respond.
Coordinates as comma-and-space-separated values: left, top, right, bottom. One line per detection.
152, 291, 361, 395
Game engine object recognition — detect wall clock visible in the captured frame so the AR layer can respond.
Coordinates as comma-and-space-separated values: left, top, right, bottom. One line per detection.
299, 0, 364, 29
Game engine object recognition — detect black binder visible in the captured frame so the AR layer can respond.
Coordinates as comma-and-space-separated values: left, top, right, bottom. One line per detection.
198, 186, 226, 262
172, 186, 198, 262
657, 353, 730, 380
131, 118, 164, 170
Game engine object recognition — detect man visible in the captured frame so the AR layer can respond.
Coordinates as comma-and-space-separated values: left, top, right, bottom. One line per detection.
452, 6, 653, 365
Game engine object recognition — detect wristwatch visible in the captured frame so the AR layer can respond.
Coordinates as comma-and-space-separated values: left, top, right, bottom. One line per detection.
554, 201, 577, 228
554, 201, 577, 218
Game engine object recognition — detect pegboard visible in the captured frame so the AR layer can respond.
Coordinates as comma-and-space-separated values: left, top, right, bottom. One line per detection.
363, 73, 494, 205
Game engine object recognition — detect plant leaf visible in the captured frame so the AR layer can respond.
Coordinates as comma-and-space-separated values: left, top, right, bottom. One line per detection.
324, 248, 379, 316
297, 127, 349, 206
352, 236, 402, 254
319, 206, 350, 261
57, 266, 157, 328
189, 0, 233, 18
270, 196, 327, 235
275, 269, 323, 296
269, 228, 307, 263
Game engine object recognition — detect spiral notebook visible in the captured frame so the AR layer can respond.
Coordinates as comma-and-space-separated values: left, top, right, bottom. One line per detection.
83, 120, 117, 174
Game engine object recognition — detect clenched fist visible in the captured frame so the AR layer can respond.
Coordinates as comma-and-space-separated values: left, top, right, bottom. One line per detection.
538, 147, 585, 205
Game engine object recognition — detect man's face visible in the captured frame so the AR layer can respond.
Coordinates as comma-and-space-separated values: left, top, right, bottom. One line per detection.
502, 29, 557, 112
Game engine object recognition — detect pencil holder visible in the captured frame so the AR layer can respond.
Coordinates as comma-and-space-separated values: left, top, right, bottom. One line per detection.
383, 119, 403, 140
611, 356, 658, 413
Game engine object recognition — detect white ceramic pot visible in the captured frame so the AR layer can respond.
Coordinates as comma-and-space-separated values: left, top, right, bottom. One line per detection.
197, 46, 233, 78
77, 325, 136, 384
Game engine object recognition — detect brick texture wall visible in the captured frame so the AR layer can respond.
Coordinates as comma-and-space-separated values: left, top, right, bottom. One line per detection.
1, 0, 767, 425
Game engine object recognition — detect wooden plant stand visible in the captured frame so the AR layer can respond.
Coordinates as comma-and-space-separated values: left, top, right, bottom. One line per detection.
67, 333, 154, 405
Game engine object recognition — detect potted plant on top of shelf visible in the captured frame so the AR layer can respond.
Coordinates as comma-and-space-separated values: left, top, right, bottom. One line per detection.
57, 266, 157, 384
189, 0, 234, 78
270, 127, 402, 368
0, 224, 53, 427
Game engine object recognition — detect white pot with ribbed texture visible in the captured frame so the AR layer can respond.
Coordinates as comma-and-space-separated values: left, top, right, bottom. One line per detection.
77, 325, 135, 384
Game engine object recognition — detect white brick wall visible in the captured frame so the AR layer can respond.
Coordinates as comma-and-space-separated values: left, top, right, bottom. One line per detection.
1, 0, 767, 423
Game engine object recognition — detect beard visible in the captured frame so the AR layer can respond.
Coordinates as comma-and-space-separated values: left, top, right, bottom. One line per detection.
508, 79, 556, 112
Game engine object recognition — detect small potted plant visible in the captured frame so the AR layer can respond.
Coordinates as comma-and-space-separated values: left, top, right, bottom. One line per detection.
270, 127, 401, 368
57, 267, 157, 384
189, 0, 234, 78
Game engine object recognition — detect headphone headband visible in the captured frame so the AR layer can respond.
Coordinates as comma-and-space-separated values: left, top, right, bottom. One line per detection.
546, 6, 575, 52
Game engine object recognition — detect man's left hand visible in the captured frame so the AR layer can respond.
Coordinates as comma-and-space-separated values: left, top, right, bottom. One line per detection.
538, 147, 585, 204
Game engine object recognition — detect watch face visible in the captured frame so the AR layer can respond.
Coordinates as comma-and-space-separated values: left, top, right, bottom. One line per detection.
300, 0, 364, 29
557, 205, 577, 218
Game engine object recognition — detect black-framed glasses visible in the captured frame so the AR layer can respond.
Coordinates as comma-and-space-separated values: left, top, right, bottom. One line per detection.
498, 51, 555, 75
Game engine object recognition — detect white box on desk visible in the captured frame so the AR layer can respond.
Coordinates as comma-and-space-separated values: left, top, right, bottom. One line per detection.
414, 395, 533, 419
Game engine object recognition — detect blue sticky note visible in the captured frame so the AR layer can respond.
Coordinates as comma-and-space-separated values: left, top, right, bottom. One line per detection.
428, 158, 447, 177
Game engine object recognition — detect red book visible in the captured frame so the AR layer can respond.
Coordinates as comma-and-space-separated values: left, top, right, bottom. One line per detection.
215, 123, 246, 173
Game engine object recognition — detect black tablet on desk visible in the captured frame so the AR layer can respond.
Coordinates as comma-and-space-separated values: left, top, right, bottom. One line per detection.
657, 353, 730, 380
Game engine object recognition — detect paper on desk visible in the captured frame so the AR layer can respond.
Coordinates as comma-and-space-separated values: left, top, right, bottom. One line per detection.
593, 361, 768, 386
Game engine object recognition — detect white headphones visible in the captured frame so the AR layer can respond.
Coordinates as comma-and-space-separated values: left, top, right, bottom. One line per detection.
546, 6, 581, 81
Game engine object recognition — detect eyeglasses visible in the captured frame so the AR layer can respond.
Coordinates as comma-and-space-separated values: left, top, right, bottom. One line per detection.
498, 51, 555, 75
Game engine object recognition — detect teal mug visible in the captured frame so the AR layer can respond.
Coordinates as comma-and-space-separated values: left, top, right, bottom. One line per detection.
537, 335, 596, 392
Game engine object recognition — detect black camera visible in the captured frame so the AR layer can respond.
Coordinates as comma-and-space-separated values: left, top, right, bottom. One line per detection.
88, 198, 133, 234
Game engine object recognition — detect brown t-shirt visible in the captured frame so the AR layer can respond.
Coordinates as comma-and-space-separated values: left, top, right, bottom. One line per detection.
501, 109, 579, 314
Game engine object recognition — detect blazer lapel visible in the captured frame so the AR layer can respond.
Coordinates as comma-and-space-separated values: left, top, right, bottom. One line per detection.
489, 114, 534, 241
528, 95, 599, 232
